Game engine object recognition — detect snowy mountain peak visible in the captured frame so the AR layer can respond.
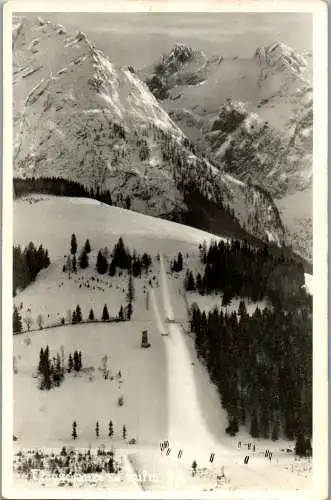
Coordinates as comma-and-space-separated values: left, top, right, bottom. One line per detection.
13, 16, 184, 133
140, 43, 208, 100
254, 41, 308, 77
166, 43, 195, 63
67, 30, 99, 56
161, 43, 206, 71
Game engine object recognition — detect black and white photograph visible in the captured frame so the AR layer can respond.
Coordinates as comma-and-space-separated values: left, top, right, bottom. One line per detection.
2, 1, 328, 498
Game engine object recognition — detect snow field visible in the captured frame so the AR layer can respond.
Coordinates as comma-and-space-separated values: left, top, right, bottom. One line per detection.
14, 258, 157, 330
14, 321, 168, 448
13, 196, 225, 330
14, 196, 224, 261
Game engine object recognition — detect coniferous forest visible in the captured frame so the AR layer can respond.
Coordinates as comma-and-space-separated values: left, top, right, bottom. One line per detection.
13, 242, 50, 296
190, 303, 312, 442
187, 239, 310, 309
95, 237, 152, 277
187, 239, 312, 446
37, 346, 83, 391
14, 177, 113, 207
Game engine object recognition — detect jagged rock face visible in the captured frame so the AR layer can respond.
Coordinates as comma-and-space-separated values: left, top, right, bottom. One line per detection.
141, 41, 312, 259
162, 43, 197, 69
254, 41, 308, 78
205, 99, 312, 198
205, 97, 312, 260
140, 43, 208, 100
13, 17, 286, 246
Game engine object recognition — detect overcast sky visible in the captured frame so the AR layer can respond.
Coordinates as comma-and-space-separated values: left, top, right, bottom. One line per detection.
23, 12, 312, 69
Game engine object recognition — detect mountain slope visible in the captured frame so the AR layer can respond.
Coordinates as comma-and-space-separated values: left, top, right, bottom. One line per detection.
140, 40, 312, 134
13, 194, 229, 448
13, 16, 286, 246
13, 195, 312, 492
140, 42, 312, 259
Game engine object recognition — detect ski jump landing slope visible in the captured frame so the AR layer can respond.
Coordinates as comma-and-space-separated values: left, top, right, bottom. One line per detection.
145, 254, 312, 492
159, 254, 226, 460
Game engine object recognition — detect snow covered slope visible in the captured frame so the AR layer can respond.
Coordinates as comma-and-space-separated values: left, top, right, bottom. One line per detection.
14, 195, 225, 260
13, 195, 226, 448
14, 322, 168, 448
13, 195, 312, 492
13, 195, 229, 322
13, 16, 286, 246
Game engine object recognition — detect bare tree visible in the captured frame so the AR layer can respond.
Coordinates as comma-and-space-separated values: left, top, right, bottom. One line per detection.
101, 354, 109, 379
36, 314, 44, 330
24, 315, 33, 332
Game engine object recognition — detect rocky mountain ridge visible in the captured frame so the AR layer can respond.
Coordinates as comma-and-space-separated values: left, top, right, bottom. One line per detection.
140, 40, 312, 259
13, 16, 287, 247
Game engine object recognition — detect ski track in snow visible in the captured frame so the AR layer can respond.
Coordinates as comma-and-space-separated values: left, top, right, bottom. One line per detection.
159, 254, 219, 454
160, 255, 174, 322
150, 287, 167, 336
